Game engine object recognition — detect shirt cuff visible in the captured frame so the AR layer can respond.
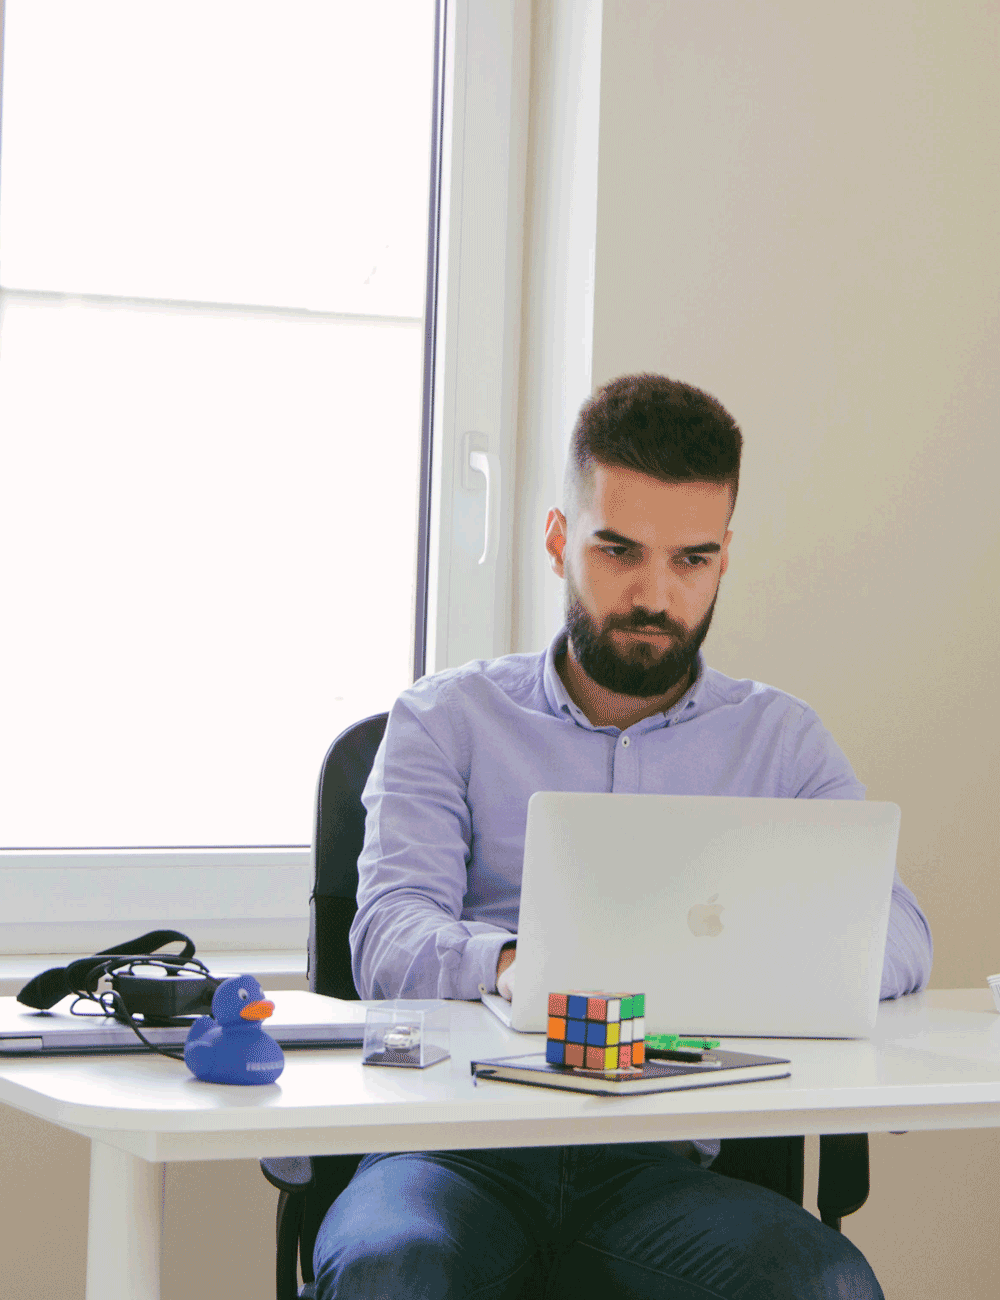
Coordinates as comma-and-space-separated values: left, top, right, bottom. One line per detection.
439, 930, 514, 1001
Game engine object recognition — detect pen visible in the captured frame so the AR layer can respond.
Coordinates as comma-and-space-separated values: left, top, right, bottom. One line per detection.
652, 1049, 722, 1066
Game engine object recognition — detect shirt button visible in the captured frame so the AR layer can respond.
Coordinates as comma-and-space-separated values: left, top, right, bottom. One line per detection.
621, 736, 629, 747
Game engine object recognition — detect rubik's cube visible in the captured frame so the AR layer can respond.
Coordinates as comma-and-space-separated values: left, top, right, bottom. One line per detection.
545, 991, 645, 1070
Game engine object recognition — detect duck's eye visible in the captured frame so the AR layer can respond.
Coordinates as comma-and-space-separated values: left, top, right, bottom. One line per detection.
237, 988, 250, 1001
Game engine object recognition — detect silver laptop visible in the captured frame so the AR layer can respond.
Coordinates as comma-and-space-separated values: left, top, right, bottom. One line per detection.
481, 793, 900, 1038
0, 988, 367, 1055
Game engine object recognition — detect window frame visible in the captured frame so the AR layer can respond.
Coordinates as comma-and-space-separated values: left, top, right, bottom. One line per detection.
0, 0, 530, 954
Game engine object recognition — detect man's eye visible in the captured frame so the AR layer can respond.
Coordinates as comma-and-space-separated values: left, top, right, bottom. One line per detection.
599, 547, 710, 567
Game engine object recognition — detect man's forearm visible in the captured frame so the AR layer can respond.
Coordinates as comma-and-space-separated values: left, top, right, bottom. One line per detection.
351, 896, 520, 999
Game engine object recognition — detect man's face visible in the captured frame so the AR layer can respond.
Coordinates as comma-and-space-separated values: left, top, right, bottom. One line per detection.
546, 466, 733, 700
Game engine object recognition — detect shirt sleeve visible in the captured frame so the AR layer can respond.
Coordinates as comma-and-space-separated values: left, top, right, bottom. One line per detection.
349, 682, 515, 1001
784, 705, 934, 999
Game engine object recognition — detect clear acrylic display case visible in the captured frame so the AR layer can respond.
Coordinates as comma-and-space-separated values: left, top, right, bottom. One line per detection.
362, 1000, 451, 1068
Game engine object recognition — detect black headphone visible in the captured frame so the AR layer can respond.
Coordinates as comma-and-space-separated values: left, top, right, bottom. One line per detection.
17, 929, 223, 1061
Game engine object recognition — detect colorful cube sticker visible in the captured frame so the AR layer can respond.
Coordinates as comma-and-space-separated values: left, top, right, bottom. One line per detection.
545, 991, 645, 1070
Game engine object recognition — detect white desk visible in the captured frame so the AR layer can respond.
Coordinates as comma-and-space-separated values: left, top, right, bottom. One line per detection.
1, 988, 999, 1300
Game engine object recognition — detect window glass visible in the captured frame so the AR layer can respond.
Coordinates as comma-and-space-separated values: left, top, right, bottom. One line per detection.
0, 1, 436, 846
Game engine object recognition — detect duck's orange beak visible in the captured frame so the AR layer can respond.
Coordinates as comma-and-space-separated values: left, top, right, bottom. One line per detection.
240, 999, 275, 1020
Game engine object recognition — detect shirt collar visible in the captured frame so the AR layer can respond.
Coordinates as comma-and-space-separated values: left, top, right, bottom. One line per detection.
542, 625, 706, 730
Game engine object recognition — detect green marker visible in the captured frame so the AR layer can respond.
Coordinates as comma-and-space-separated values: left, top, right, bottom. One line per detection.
645, 1034, 720, 1052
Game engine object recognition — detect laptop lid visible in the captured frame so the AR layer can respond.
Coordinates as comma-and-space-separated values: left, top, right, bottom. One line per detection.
0, 988, 367, 1054
499, 793, 900, 1038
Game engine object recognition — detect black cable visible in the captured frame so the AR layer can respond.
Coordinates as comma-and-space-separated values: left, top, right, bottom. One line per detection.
103, 989, 189, 1061
69, 990, 188, 1060
66, 955, 216, 1061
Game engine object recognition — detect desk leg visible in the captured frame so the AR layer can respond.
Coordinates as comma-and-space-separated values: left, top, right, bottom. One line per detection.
85, 1140, 164, 1300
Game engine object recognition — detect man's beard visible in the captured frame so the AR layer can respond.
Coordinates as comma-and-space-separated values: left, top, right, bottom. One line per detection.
563, 572, 719, 700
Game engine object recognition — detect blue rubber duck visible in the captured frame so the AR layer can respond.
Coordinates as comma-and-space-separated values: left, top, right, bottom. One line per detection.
183, 974, 285, 1084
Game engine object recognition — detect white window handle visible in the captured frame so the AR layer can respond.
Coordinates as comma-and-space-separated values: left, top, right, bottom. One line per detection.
468, 449, 502, 566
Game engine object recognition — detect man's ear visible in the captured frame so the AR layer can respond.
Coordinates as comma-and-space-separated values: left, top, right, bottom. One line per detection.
544, 508, 568, 576
720, 529, 733, 578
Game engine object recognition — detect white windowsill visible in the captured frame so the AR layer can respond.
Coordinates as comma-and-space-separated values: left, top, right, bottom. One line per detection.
0, 950, 309, 999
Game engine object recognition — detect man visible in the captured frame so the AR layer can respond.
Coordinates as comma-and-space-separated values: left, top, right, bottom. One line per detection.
312, 374, 932, 1299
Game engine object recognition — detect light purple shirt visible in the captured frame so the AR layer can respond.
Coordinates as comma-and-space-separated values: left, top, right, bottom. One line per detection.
351, 625, 933, 1009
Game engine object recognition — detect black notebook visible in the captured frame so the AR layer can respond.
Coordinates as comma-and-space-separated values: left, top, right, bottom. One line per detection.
470, 1049, 791, 1096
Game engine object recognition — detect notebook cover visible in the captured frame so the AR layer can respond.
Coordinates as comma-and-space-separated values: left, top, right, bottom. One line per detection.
470, 1048, 791, 1096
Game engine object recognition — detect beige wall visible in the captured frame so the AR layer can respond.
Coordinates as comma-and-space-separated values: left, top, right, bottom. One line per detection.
589, 0, 998, 988
586, 2, 999, 1296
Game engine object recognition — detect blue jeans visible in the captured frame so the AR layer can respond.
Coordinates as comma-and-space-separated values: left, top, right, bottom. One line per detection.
312, 1142, 883, 1299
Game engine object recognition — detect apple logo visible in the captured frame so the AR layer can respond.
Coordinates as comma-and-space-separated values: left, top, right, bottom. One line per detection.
687, 893, 724, 938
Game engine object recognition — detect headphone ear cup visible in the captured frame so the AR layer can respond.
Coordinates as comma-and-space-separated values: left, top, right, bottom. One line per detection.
17, 957, 120, 1009
16, 966, 74, 1010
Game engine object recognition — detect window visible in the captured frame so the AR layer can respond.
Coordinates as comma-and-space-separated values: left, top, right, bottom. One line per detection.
0, 0, 528, 953
0, 0, 436, 849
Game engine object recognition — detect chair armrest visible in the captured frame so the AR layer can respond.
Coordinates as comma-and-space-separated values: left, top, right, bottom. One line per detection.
817, 1133, 870, 1230
260, 1156, 316, 1194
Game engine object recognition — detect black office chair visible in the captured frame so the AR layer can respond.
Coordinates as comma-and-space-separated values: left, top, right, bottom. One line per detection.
260, 712, 870, 1300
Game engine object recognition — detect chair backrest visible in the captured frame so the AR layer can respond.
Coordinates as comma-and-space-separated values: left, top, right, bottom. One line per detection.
308, 711, 389, 1000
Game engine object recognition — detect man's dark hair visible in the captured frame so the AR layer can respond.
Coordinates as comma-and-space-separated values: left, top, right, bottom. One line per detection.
562, 373, 743, 529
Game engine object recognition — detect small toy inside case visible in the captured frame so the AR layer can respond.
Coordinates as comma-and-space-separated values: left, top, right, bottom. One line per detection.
546, 991, 645, 1070
362, 1000, 451, 1068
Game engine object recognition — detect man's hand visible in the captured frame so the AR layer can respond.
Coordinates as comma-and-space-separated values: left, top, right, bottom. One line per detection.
497, 943, 517, 1001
